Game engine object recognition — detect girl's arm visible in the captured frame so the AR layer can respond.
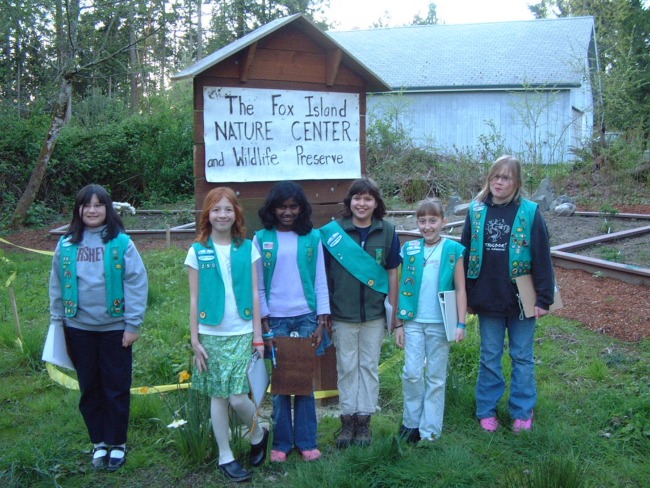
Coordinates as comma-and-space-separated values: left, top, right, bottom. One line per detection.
122, 242, 148, 347
388, 267, 399, 330
251, 264, 264, 357
393, 319, 405, 348
48, 243, 64, 327
454, 256, 468, 343
188, 266, 208, 372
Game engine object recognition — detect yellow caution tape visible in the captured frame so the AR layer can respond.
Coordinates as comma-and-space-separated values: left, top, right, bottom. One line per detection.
0, 237, 55, 256
46, 361, 192, 394
45, 361, 340, 398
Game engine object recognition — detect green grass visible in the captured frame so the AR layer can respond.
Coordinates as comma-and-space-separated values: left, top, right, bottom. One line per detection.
1, 247, 649, 487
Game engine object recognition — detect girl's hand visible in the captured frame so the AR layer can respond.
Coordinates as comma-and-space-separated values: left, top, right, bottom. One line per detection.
534, 306, 549, 319
312, 315, 327, 349
254, 343, 265, 357
325, 315, 333, 335
122, 331, 139, 348
191, 339, 208, 373
394, 326, 405, 348
455, 327, 466, 343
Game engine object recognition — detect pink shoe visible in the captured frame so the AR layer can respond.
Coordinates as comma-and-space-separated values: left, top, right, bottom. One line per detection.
300, 449, 321, 462
270, 450, 287, 463
479, 417, 499, 432
513, 412, 534, 433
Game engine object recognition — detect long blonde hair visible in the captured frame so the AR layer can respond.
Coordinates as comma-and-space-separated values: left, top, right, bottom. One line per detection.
475, 155, 523, 204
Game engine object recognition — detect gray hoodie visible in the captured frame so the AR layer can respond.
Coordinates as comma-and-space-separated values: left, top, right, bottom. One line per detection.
49, 226, 148, 333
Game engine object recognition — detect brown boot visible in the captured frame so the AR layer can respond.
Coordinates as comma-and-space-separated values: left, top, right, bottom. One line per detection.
336, 414, 356, 448
354, 414, 372, 446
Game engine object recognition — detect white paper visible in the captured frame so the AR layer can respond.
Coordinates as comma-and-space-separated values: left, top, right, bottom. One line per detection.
384, 296, 393, 332
438, 291, 458, 342
42, 324, 75, 370
247, 351, 269, 410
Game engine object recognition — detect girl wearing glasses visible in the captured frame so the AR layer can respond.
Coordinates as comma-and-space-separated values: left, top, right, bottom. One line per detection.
460, 156, 554, 434
48, 184, 148, 471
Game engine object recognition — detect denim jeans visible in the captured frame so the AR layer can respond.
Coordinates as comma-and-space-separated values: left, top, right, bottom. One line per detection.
269, 312, 319, 452
476, 314, 537, 421
402, 321, 450, 439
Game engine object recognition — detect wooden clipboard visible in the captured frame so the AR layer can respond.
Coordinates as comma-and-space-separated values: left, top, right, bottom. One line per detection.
514, 274, 564, 318
270, 337, 315, 396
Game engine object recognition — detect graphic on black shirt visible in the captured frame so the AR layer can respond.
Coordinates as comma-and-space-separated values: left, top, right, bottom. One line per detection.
485, 218, 511, 252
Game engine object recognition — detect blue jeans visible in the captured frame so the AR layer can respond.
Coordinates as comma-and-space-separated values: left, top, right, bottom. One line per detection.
269, 312, 320, 452
402, 321, 450, 439
476, 314, 537, 421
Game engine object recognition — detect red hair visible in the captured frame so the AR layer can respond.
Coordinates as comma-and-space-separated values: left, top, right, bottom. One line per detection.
196, 187, 247, 246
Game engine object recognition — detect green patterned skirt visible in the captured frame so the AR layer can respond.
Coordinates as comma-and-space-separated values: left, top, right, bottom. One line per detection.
191, 333, 252, 398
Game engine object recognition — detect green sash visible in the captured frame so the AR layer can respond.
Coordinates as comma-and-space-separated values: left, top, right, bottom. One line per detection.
320, 220, 389, 294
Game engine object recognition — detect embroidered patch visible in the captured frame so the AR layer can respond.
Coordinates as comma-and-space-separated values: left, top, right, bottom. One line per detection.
263, 242, 274, 249
327, 232, 342, 247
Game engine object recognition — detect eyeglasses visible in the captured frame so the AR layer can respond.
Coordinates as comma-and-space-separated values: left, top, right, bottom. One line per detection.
82, 203, 106, 210
490, 175, 512, 183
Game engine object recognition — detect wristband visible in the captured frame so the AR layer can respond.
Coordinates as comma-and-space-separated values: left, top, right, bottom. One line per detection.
456, 322, 466, 329
262, 331, 274, 340
253, 341, 264, 347
393, 324, 403, 329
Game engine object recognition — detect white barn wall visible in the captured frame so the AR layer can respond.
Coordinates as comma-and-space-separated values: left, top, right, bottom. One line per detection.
368, 89, 583, 163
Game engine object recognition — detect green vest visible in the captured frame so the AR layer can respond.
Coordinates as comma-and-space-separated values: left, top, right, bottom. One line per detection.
60, 233, 130, 318
320, 220, 389, 294
192, 238, 253, 326
397, 238, 464, 320
467, 198, 537, 279
255, 228, 319, 311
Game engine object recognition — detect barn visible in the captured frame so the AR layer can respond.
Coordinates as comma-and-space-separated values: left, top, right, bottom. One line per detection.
328, 16, 599, 163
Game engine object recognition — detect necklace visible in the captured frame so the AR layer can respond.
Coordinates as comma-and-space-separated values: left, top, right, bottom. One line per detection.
423, 238, 442, 266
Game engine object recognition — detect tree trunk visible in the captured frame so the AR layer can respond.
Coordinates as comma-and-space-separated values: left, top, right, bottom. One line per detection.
9, 76, 72, 229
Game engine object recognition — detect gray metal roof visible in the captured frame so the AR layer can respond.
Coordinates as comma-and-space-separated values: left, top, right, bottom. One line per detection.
172, 14, 390, 92
328, 16, 596, 91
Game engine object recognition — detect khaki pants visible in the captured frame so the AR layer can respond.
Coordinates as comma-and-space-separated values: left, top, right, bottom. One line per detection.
332, 318, 385, 415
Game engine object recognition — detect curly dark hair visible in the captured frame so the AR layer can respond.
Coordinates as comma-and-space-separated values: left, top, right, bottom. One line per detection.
257, 181, 313, 236
65, 184, 125, 244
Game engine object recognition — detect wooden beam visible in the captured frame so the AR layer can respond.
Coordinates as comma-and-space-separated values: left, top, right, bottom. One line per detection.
240, 42, 258, 82
326, 48, 343, 86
